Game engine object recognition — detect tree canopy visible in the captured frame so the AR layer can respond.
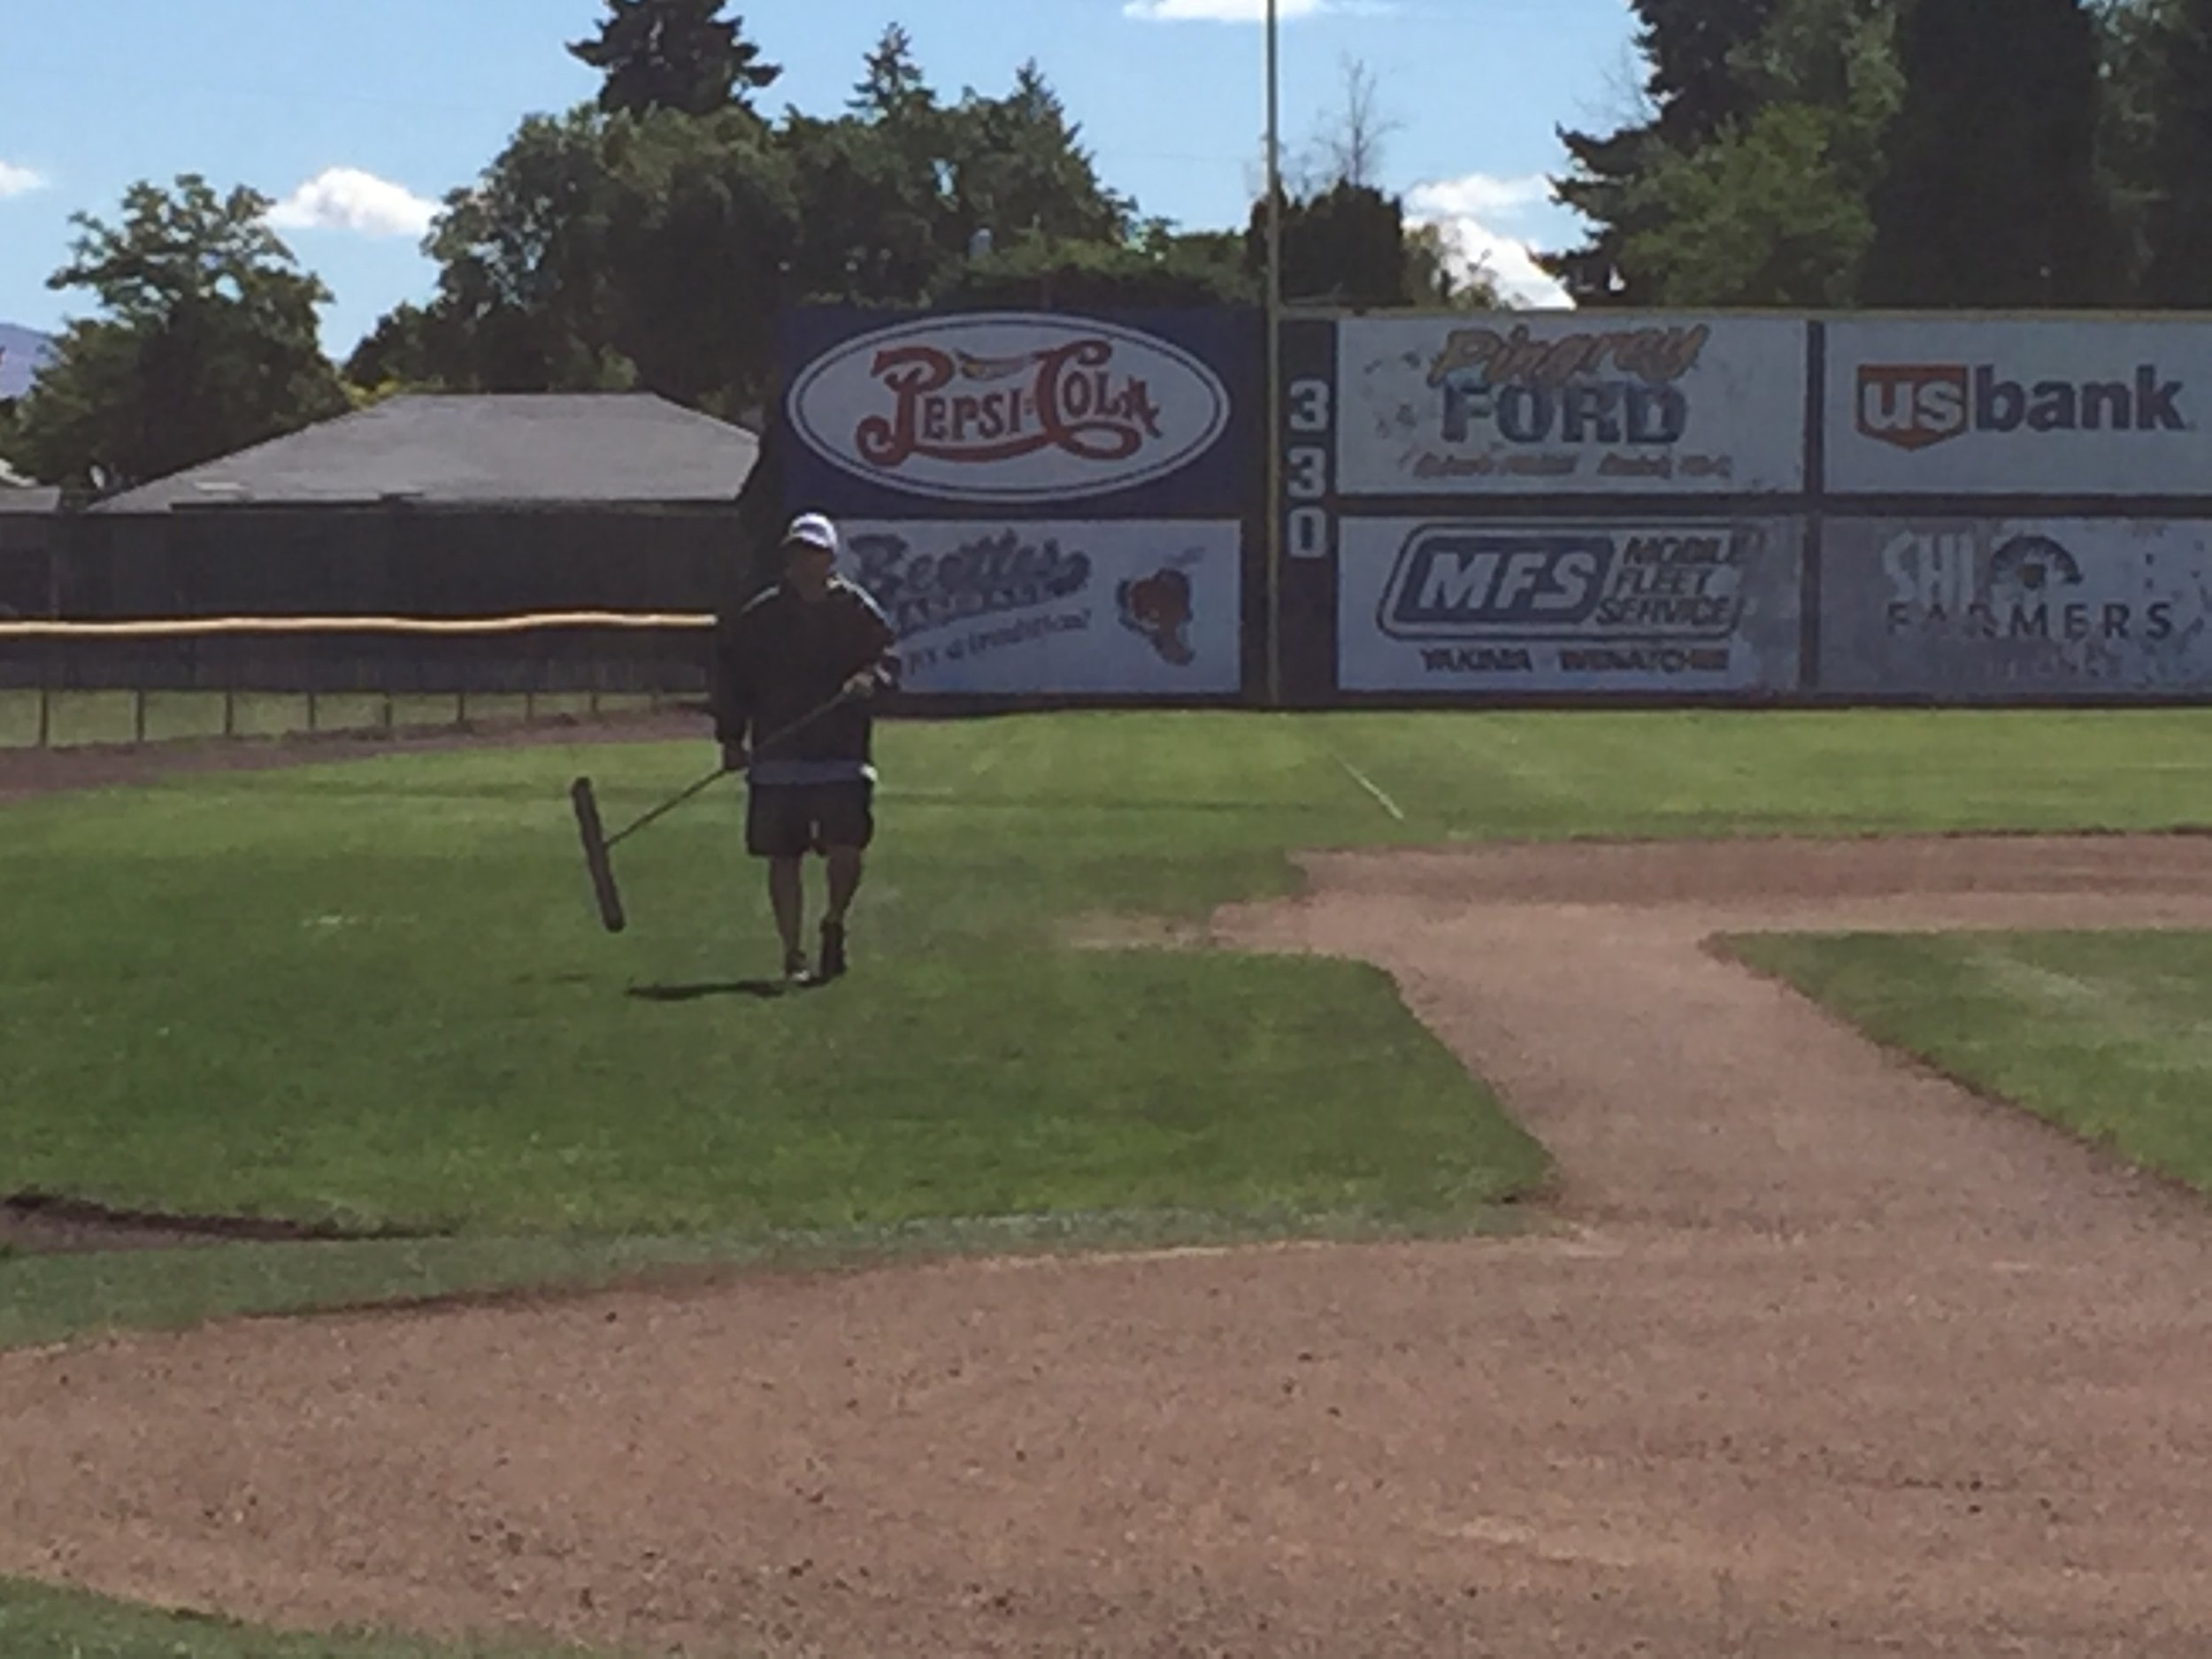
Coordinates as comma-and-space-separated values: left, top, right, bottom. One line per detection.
1540, 0, 2178, 312
35, 3, 2212, 497
13, 174, 348, 490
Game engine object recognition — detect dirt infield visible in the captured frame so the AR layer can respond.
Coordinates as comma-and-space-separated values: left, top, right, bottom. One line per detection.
7, 826, 2212, 1655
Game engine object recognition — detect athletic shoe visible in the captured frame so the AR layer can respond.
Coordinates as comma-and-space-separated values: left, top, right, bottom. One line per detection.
818, 921, 849, 981
783, 949, 814, 987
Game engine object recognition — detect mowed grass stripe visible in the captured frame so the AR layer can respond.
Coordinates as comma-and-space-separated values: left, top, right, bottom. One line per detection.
0, 688, 662, 749
0, 1575, 618, 1659
1339, 708, 2212, 840
0, 712, 1539, 1244
1726, 929, 2212, 1195
5, 708, 2212, 1295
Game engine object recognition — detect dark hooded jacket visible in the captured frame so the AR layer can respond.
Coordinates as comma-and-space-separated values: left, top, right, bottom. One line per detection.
709, 578, 899, 767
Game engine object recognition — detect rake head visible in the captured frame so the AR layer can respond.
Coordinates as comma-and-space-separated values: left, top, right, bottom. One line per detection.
571, 777, 627, 933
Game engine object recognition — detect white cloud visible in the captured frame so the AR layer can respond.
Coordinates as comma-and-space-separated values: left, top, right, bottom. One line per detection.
1406, 172, 1573, 309
266, 168, 439, 239
0, 161, 48, 198
1408, 173, 1551, 220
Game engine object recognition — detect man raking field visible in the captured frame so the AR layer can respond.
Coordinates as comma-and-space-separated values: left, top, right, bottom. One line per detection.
570, 514, 898, 981
713, 513, 900, 984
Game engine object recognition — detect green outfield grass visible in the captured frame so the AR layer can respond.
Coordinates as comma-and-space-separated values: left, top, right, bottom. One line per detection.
1727, 929, 2212, 1194
0, 1578, 617, 1659
0, 688, 658, 749
7, 706, 2212, 1327
12, 707, 2212, 1659
11, 709, 2212, 1259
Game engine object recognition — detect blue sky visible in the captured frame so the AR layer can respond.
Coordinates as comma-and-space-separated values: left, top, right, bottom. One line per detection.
0, 0, 1640, 360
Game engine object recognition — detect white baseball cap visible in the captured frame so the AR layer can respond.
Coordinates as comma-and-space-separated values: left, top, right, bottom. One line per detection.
783, 512, 840, 557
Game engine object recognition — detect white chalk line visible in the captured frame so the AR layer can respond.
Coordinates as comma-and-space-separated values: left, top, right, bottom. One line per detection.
1336, 757, 1407, 822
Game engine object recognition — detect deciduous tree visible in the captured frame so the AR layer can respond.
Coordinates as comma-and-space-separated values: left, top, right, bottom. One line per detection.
15, 175, 347, 490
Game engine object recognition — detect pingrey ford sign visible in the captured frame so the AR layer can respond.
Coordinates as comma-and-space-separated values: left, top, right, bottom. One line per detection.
780, 309, 1248, 511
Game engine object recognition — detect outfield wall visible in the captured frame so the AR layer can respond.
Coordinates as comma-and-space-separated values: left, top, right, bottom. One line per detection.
769, 303, 2212, 708
19, 306, 2212, 708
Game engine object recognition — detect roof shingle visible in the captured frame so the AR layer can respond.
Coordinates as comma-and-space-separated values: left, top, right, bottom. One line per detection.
90, 394, 761, 513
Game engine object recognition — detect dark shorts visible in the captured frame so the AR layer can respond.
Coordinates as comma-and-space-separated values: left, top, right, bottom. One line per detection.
746, 780, 875, 858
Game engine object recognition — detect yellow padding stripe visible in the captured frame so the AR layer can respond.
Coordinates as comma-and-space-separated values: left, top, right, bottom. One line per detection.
0, 612, 716, 640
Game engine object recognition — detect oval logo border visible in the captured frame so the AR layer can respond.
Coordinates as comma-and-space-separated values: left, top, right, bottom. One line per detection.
787, 312, 1233, 504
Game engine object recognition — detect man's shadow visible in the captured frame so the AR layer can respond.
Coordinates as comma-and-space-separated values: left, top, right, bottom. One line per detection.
625, 980, 811, 1004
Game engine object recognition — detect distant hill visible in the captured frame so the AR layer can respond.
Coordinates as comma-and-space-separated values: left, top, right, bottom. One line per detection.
0, 323, 56, 399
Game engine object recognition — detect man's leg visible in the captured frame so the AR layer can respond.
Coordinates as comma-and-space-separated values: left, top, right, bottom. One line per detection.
769, 856, 807, 972
815, 783, 875, 980
749, 785, 812, 979
826, 842, 863, 907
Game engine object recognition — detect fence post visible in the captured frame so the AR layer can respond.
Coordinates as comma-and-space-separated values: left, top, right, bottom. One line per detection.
223, 687, 237, 738
35, 686, 50, 749
306, 690, 319, 734
134, 689, 147, 746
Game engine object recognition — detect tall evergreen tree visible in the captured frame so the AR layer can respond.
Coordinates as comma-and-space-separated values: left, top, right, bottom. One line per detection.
1862, 0, 2115, 306
944, 62, 1133, 251
1638, 0, 1791, 144
2139, 0, 2212, 304
850, 23, 933, 122
1610, 0, 1902, 308
567, 0, 780, 118
1546, 0, 1783, 303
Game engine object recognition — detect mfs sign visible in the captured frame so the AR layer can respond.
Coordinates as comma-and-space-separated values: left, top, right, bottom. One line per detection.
780, 309, 1249, 512
1826, 319, 2212, 495
1337, 518, 1803, 694
1376, 525, 1751, 641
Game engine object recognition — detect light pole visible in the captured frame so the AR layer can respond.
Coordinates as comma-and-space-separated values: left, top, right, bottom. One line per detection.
1263, 0, 1285, 708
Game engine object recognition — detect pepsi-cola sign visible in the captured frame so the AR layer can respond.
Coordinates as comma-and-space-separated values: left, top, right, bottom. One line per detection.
787, 312, 1233, 504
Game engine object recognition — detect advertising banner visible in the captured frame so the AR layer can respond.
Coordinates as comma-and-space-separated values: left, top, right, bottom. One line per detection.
841, 519, 1241, 696
1820, 517, 2212, 695
1334, 315, 1809, 497
780, 308, 1255, 516
1825, 319, 2212, 495
1338, 517, 1803, 693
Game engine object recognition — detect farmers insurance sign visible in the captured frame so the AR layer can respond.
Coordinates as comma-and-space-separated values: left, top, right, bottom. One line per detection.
1334, 315, 1808, 496
841, 519, 1240, 696
1339, 518, 1802, 693
780, 309, 1250, 514
1819, 518, 2212, 696
1826, 319, 2212, 495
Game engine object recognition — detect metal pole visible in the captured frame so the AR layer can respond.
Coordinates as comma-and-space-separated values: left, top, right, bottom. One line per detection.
1264, 0, 1286, 709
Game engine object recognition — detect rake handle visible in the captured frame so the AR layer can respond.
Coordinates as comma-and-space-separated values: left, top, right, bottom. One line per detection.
602, 764, 734, 851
